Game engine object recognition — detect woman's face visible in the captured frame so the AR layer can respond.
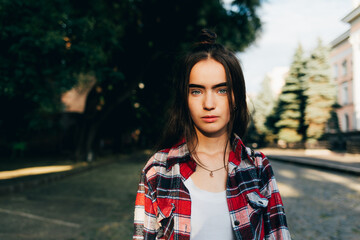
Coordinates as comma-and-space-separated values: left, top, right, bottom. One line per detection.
188, 59, 231, 138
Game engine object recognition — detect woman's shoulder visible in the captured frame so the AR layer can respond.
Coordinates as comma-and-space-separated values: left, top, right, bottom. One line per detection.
142, 149, 170, 174
142, 141, 188, 175
244, 146, 271, 168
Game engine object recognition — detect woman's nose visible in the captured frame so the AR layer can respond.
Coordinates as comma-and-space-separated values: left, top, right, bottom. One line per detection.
203, 92, 215, 111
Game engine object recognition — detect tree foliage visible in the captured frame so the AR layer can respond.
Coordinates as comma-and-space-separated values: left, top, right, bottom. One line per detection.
304, 39, 336, 142
267, 45, 307, 143
0, 0, 264, 158
266, 41, 336, 145
250, 75, 277, 144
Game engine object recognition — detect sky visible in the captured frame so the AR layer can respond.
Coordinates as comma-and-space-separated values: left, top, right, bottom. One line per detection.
235, 0, 354, 94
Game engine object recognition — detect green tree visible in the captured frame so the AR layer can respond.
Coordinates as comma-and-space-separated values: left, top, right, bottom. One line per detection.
251, 75, 276, 144
269, 45, 307, 143
0, 0, 264, 159
304, 39, 336, 143
0, 0, 132, 156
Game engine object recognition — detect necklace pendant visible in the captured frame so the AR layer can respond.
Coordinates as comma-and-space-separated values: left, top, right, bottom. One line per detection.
210, 171, 213, 177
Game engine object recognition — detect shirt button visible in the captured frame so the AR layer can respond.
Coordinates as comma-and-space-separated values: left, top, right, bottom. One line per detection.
234, 220, 240, 226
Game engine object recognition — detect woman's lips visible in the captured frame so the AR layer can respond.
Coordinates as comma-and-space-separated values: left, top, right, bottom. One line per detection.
202, 116, 218, 123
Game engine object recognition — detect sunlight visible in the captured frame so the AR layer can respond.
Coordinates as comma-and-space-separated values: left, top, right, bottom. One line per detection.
277, 182, 301, 197
303, 168, 360, 193
0, 164, 86, 180
277, 169, 297, 179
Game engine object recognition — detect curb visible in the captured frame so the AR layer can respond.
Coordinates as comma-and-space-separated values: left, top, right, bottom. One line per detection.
268, 155, 360, 176
0, 158, 115, 196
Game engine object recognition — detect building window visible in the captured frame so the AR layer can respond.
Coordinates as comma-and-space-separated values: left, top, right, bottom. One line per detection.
354, 113, 357, 130
333, 64, 338, 78
342, 113, 350, 132
341, 82, 348, 105
342, 60, 347, 76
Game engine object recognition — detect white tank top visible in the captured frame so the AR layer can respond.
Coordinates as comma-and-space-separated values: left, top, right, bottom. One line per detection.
184, 177, 234, 240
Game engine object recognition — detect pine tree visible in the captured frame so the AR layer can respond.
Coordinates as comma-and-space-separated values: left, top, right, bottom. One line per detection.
304, 39, 336, 142
253, 75, 275, 135
249, 75, 276, 145
273, 44, 307, 143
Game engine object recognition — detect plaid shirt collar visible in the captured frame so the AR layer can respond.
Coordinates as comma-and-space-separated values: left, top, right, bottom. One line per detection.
164, 134, 254, 174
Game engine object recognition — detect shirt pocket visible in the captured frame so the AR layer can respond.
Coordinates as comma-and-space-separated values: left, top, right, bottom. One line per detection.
156, 201, 176, 239
246, 191, 268, 235
246, 191, 268, 209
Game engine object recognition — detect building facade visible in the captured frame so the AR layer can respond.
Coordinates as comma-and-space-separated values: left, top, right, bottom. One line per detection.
330, 2, 360, 132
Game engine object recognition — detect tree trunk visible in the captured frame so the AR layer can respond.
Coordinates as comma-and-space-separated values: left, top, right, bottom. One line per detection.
73, 83, 135, 161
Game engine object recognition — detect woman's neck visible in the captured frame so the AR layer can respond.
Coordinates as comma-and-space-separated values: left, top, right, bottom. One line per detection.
193, 129, 231, 156
189, 129, 230, 193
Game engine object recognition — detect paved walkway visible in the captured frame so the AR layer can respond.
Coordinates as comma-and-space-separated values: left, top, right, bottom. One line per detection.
0, 155, 147, 239
260, 148, 360, 175
0, 157, 116, 195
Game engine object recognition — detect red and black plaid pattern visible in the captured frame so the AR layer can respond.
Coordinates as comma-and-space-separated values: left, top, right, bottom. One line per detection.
134, 136, 291, 240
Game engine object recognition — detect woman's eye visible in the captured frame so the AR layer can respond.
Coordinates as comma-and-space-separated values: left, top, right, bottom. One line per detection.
190, 89, 201, 95
218, 88, 228, 94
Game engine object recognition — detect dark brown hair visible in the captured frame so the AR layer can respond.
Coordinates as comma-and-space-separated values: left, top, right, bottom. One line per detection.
158, 29, 249, 154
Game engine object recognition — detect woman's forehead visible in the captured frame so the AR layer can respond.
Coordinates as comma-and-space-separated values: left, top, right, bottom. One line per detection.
189, 59, 226, 86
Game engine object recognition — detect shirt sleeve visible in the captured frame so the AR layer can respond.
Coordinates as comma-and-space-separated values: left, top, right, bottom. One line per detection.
133, 169, 159, 240
258, 152, 292, 240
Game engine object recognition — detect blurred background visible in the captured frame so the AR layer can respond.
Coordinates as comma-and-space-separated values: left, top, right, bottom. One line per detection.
1, 0, 265, 161
1, 0, 360, 239
1, 0, 359, 159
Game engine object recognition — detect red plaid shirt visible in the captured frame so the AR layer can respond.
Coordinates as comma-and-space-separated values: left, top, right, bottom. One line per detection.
133, 136, 291, 239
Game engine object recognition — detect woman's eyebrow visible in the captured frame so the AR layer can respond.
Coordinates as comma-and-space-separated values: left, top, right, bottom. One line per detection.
188, 84, 204, 89
213, 82, 227, 88
188, 82, 227, 89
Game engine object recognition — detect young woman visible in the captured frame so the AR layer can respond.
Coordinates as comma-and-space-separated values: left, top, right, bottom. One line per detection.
133, 29, 291, 240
